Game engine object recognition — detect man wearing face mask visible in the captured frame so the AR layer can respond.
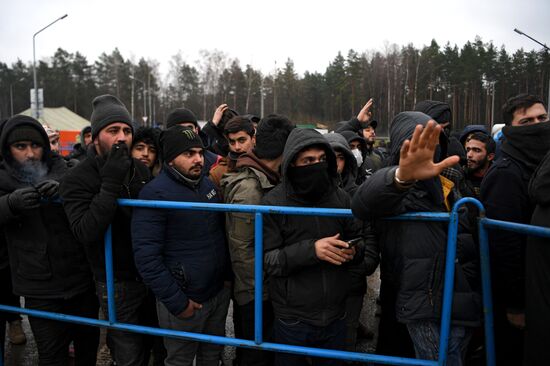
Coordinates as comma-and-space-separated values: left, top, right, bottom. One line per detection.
262, 128, 366, 366
481, 93, 550, 364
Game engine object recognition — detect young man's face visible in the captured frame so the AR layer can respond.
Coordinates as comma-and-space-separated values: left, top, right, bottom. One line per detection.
511, 103, 549, 126
131, 141, 157, 169
465, 139, 493, 173
83, 132, 92, 146
293, 147, 327, 167
10, 141, 43, 165
170, 147, 204, 179
94, 123, 133, 157
335, 150, 346, 174
226, 131, 255, 155
49, 135, 60, 153
349, 140, 362, 151
362, 127, 376, 144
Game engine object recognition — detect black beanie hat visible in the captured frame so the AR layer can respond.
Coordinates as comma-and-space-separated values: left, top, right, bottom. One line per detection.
90, 95, 133, 139
414, 100, 452, 125
166, 108, 198, 129
254, 114, 295, 159
7, 126, 45, 147
160, 125, 204, 163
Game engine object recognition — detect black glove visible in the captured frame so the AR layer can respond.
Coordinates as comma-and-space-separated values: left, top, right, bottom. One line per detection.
100, 142, 132, 186
7, 187, 41, 213
35, 180, 60, 198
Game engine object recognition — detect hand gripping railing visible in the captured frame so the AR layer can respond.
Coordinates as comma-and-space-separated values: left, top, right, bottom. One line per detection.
2, 197, 550, 365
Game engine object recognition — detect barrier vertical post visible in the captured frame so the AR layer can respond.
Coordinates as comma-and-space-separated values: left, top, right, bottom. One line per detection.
104, 225, 117, 324
254, 212, 264, 344
437, 209, 459, 365
478, 220, 495, 366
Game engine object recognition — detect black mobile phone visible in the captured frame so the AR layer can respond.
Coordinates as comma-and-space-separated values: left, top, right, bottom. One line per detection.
347, 237, 362, 248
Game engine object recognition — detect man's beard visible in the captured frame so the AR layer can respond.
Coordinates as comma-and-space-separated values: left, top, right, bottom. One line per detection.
467, 156, 489, 175
11, 159, 48, 185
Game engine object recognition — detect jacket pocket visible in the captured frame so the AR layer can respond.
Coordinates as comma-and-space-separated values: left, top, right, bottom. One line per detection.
229, 213, 254, 242
14, 237, 52, 280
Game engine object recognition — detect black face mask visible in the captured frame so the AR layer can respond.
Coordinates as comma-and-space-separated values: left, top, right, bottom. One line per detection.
287, 162, 333, 202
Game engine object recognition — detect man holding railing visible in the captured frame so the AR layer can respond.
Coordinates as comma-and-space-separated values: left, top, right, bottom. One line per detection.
262, 128, 367, 366
132, 125, 231, 366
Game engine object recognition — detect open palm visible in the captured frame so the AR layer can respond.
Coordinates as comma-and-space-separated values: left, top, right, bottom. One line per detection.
397, 121, 460, 182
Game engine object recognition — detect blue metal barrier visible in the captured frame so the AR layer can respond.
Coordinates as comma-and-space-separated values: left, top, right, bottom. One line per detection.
2, 197, 550, 365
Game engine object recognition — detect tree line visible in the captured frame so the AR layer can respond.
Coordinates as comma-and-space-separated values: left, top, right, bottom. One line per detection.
1, 37, 549, 135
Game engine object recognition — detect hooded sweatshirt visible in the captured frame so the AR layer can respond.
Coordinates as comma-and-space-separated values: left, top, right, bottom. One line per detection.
324, 132, 358, 196
352, 112, 480, 325
262, 128, 365, 326
0, 116, 93, 298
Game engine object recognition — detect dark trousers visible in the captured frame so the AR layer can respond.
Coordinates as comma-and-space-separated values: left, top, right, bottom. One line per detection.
375, 280, 415, 358
96, 280, 162, 366
0, 265, 22, 361
25, 287, 100, 366
234, 300, 274, 366
493, 302, 524, 365
273, 316, 347, 366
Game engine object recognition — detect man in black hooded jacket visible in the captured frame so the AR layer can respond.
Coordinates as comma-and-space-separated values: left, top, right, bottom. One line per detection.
0, 115, 98, 365
480, 93, 550, 364
352, 113, 480, 364
262, 128, 370, 366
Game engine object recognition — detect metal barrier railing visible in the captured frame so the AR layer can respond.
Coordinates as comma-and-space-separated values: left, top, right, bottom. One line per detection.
2, 197, 550, 365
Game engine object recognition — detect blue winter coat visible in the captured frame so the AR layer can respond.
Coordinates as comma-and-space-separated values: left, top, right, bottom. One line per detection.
132, 166, 228, 316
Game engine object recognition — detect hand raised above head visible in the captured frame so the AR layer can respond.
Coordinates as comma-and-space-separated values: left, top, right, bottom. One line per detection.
212, 104, 228, 126
357, 98, 374, 123
396, 121, 460, 183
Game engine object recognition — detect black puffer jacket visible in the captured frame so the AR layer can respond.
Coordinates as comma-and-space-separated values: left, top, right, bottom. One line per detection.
0, 117, 93, 298
351, 113, 481, 325
262, 128, 365, 327
59, 146, 151, 283
525, 150, 550, 366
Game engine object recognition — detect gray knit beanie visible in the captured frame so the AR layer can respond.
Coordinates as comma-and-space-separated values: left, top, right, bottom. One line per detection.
90, 95, 133, 139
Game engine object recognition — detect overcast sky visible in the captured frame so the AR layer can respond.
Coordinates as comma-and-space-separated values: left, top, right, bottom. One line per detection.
2, 0, 549, 81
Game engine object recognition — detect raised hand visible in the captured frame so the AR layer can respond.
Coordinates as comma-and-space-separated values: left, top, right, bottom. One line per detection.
396, 120, 460, 182
212, 104, 228, 126
357, 98, 374, 123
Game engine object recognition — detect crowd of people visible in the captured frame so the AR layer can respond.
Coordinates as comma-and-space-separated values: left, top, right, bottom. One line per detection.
0, 92, 548, 366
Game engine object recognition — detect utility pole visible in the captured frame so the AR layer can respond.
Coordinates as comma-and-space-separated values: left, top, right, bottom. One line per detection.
32, 14, 68, 119
514, 28, 550, 109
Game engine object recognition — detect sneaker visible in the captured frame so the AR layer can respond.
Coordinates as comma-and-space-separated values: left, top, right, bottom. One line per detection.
8, 319, 27, 345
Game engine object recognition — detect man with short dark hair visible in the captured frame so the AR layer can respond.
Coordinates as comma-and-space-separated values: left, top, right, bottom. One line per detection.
60, 95, 155, 366
262, 128, 366, 366
221, 114, 294, 366
462, 132, 495, 199
131, 127, 160, 176
481, 94, 550, 364
209, 116, 256, 188
202, 103, 239, 156
132, 126, 230, 366
0, 115, 98, 365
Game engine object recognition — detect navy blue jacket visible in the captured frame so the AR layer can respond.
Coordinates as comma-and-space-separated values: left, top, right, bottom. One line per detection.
132, 166, 229, 316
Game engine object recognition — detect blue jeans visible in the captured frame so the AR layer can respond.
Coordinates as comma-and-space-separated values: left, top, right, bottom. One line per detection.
157, 286, 231, 366
273, 315, 347, 366
406, 321, 472, 366
96, 280, 157, 366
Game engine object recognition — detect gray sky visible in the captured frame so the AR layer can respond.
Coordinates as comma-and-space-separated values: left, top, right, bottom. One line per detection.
2, 0, 549, 80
